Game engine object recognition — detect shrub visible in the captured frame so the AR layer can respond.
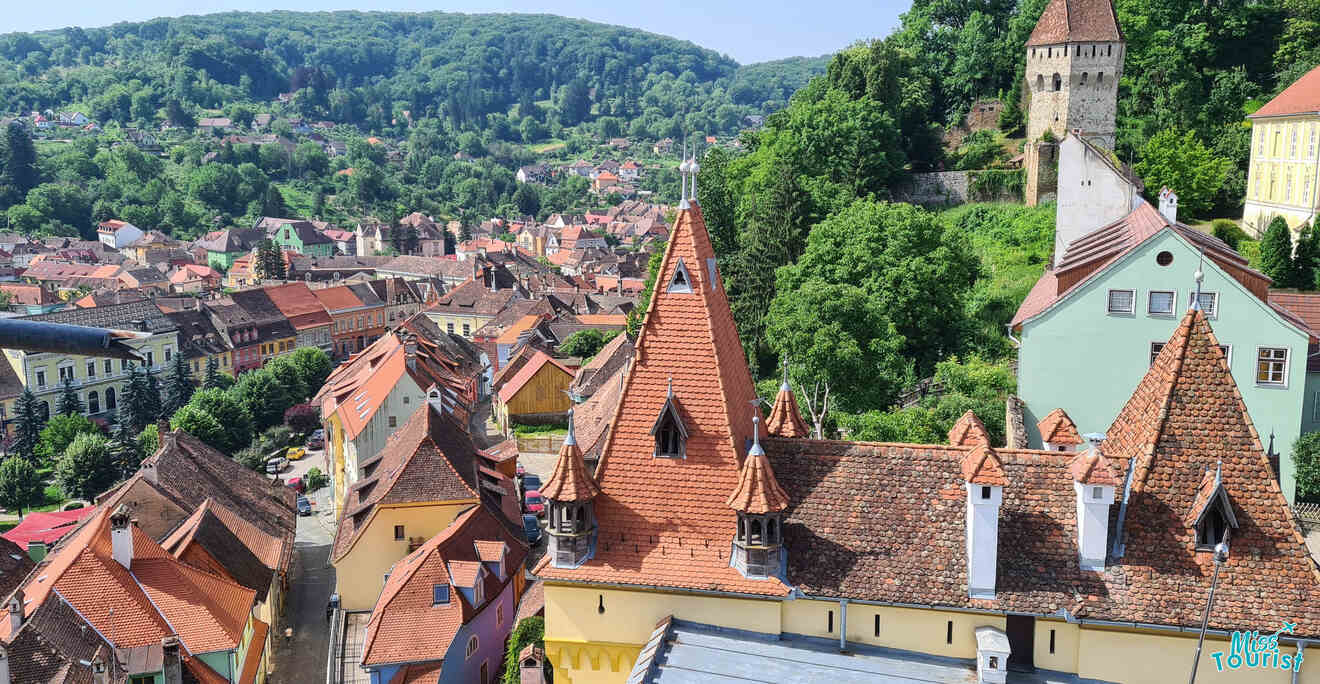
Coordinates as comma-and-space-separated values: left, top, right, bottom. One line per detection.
500, 616, 545, 684
234, 445, 266, 471
1211, 219, 1247, 251
258, 425, 293, 453
1293, 432, 1320, 502
306, 467, 328, 492
284, 403, 319, 434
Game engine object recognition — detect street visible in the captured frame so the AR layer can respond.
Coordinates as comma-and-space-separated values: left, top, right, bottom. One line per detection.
271, 447, 337, 684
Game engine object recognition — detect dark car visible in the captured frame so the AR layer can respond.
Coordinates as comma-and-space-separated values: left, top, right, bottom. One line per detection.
522, 514, 542, 545
306, 435, 324, 450
296, 495, 312, 516
521, 473, 542, 494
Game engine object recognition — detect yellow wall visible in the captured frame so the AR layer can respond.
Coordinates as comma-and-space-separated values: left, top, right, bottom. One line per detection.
1245, 116, 1320, 233
505, 363, 573, 418
332, 500, 477, 610
1077, 626, 1319, 684
423, 311, 492, 339
326, 413, 346, 516
3, 334, 178, 417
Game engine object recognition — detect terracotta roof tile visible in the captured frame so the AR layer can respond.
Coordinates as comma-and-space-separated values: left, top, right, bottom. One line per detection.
726, 422, 790, 515
1251, 64, 1320, 118
948, 410, 992, 447
1026, 0, 1123, 46
1067, 448, 1120, 486
765, 383, 810, 438
539, 411, 601, 502
960, 445, 1009, 486
1037, 408, 1084, 445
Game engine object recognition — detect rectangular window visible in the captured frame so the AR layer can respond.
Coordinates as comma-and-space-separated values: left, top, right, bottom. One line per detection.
394, 525, 405, 540
1257, 347, 1289, 386
1107, 289, 1135, 314
497, 603, 504, 627
827, 610, 834, 634
58, 366, 73, 382
35, 369, 45, 387
433, 584, 450, 604
1050, 629, 1056, 654
1218, 345, 1232, 366
145, 351, 154, 367
462, 324, 471, 336
164, 346, 172, 362
104, 360, 112, 374
1147, 290, 1175, 315
1150, 342, 1165, 366
874, 614, 881, 637
447, 323, 454, 334
1190, 291, 1218, 317
946, 621, 954, 644
86, 361, 96, 378
388, 416, 397, 428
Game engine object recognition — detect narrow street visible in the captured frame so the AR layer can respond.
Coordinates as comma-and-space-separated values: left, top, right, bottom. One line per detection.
271, 450, 336, 684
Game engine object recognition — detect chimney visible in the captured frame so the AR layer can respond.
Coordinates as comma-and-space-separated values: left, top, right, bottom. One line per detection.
6, 590, 22, 635
0, 642, 9, 684
91, 656, 108, 684
404, 334, 418, 370
1071, 435, 1117, 572
483, 266, 494, 292
109, 504, 134, 569
961, 447, 1005, 599
161, 636, 183, 684
1158, 187, 1178, 224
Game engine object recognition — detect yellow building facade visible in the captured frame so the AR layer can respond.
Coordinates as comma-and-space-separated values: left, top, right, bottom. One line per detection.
1244, 64, 1320, 235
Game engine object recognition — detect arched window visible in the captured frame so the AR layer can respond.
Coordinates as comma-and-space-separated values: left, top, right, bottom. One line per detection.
87, 391, 99, 414
767, 518, 778, 544
1052, 73, 1062, 91
466, 635, 479, 659
105, 386, 117, 410
1080, 72, 1089, 86
1036, 74, 1045, 91
750, 518, 763, 545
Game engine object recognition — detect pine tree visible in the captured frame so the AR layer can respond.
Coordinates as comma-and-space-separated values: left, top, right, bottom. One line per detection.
107, 407, 142, 477
119, 364, 146, 435
55, 377, 82, 416
163, 353, 196, 415
142, 372, 163, 425
1260, 216, 1296, 287
203, 356, 224, 389
10, 388, 43, 461
1292, 223, 1318, 291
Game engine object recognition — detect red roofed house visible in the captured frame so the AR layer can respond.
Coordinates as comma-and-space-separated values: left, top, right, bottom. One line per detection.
493, 349, 574, 434
1, 506, 96, 559
168, 263, 223, 293
95, 219, 144, 250
357, 505, 528, 683
534, 174, 1320, 682
1244, 63, 1320, 234
264, 281, 334, 354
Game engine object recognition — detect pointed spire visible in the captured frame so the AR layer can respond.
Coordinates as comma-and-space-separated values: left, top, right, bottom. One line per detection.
540, 407, 600, 502
766, 361, 810, 439
728, 414, 790, 514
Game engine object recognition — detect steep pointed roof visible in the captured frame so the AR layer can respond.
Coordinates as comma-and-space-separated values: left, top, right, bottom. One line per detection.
1026, 0, 1123, 46
540, 409, 601, 502
1037, 408, 1083, 445
765, 376, 810, 439
534, 202, 783, 596
1103, 307, 1320, 632
948, 410, 992, 447
727, 417, 790, 514
960, 445, 1008, 486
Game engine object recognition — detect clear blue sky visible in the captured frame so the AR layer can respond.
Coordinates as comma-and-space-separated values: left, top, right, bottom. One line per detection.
1, 0, 909, 64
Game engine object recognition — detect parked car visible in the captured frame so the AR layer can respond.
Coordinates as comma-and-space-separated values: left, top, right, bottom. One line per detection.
306, 435, 324, 450
287, 476, 305, 494
516, 462, 526, 477
524, 489, 545, 517
296, 495, 311, 516
286, 446, 306, 461
523, 514, 541, 545
266, 457, 288, 474
521, 473, 542, 495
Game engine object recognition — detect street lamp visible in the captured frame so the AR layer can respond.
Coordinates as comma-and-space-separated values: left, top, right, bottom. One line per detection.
1189, 542, 1230, 684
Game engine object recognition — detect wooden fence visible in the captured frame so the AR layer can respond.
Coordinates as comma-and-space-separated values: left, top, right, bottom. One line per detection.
1296, 502, 1320, 525
516, 433, 565, 454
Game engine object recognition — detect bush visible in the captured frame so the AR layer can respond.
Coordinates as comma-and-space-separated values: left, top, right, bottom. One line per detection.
234, 445, 266, 471
1293, 432, 1320, 501
1211, 219, 1248, 251
137, 422, 159, 456
54, 433, 118, 501
306, 467, 328, 492
501, 616, 545, 684
34, 414, 100, 465
284, 403, 319, 434
258, 425, 293, 453
0, 456, 43, 516
558, 328, 620, 359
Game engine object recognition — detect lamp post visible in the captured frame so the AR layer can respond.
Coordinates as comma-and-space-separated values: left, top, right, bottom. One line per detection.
1189, 542, 1230, 684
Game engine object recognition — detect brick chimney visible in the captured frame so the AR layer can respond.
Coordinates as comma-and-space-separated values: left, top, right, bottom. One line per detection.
109, 504, 133, 569
404, 334, 418, 371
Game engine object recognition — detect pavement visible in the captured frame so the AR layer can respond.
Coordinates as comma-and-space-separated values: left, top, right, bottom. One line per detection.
1306, 523, 1319, 561
270, 446, 338, 684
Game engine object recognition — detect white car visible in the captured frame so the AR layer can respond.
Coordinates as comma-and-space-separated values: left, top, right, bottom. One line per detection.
266, 457, 289, 474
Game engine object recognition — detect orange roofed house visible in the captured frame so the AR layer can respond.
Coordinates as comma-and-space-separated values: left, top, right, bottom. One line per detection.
493, 349, 574, 434
532, 173, 1320, 684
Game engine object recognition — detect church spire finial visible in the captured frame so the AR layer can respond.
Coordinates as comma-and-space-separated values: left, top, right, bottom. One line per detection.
780, 354, 790, 392
1192, 252, 1205, 311
565, 406, 577, 447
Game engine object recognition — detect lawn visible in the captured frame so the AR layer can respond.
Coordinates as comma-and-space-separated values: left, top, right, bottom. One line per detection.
529, 140, 566, 154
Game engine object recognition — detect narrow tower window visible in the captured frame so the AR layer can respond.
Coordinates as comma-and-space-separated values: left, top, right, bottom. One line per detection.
667, 258, 693, 294
1052, 73, 1062, 91
1080, 72, 1088, 86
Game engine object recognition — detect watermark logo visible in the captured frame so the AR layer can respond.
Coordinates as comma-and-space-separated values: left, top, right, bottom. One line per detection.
1211, 622, 1303, 673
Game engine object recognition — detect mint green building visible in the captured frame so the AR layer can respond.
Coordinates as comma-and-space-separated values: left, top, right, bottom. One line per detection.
1013, 201, 1316, 502
269, 220, 334, 256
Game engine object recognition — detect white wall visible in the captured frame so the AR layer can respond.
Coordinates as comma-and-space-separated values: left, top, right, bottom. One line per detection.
1054, 134, 1143, 267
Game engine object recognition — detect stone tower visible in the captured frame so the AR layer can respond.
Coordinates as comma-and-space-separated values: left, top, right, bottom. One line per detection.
1023, 0, 1125, 205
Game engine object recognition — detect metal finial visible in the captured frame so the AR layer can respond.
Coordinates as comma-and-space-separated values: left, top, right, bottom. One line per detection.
749, 414, 764, 456
1192, 252, 1205, 310
1214, 459, 1221, 484
667, 376, 673, 397
780, 355, 791, 391
564, 406, 576, 447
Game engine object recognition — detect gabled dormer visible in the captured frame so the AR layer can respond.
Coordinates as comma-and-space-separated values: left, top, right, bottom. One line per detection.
1186, 463, 1239, 550
475, 540, 508, 581
448, 560, 486, 606
650, 381, 688, 459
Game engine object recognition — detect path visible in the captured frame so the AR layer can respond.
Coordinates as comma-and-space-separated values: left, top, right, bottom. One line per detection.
270, 448, 336, 684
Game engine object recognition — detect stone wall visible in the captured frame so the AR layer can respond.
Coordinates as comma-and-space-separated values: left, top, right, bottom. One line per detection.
1025, 41, 1123, 146
894, 171, 970, 207
1025, 142, 1058, 206
943, 99, 1004, 148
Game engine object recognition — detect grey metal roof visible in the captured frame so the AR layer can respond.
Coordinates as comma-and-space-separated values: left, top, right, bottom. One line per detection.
632, 620, 1103, 684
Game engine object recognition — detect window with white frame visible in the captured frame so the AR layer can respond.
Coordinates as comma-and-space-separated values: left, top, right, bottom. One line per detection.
86, 361, 96, 378
1217, 345, 1232, 366
1190, 291, 1218, 317
1107, 289, 1135, 314
58, 366, 73, 382
1257, 347, 1289, 386
466, 635, 479, 659
35, 369, 46, 388
1148, 290, 1175, 315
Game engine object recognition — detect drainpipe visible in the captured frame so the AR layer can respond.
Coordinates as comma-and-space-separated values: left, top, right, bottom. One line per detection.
1294, 643, 1305, 684
1006, 324, 1021, 349
838, 599, 849, 653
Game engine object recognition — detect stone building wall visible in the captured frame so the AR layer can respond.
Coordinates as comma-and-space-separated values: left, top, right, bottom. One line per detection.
1025, 44, 1074, 143
894, 171, 970, 206
1064, 42, 1124, 150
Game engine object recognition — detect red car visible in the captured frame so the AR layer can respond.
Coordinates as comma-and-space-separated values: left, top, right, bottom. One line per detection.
287, 476, 305, 494
524, 489, 545, 517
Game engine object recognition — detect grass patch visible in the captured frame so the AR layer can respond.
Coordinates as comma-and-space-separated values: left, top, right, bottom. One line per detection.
511, 422, 567, 436
29, 484, 68, 513
529, 140, 566, 154
0, 521, 17, 533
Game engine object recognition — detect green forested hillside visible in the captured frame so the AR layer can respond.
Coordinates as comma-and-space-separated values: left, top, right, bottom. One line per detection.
0, 12, 825, 138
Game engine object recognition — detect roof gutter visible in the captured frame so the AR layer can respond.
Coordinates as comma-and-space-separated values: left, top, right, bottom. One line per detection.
1005, 324, 1021, 348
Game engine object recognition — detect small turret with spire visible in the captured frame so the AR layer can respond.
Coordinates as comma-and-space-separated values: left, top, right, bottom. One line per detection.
728, 414, 790, 578
541, 407, 602, 568
765, 357, 810, 438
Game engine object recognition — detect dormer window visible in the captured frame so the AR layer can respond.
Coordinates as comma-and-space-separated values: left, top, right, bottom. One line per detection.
432, 584, 450, 605
1189, 466, 1239, 551
1198, 507, 1229, 547
667, 258, 693, 294
651, 384, 688, 458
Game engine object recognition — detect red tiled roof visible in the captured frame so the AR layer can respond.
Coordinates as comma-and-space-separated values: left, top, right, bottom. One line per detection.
539, 415, 600, 502
726, 431, 790, 515
312, 284, 364, 313
2, 507, 96, 547
1251, 64, 1320, 118
1068, 448, 1119, 486
362, 506, 527, 666
948, 410, 992, 447
1037, 408, 1083, 445
497, 350, 573, 403
264, 282, 332, 330
960, 445, 1008, 486
1026, 0, 1123, 46
333, 404, 481, 561
536, 203, 788, 596
765, 384, 810, 439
